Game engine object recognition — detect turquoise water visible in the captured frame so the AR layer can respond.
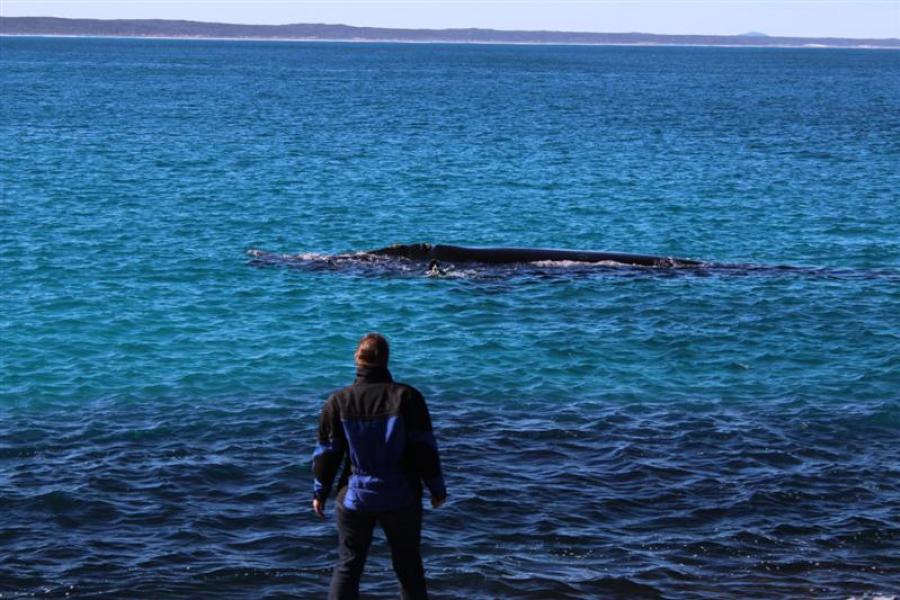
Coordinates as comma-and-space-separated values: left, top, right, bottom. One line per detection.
1, 36, 899, 598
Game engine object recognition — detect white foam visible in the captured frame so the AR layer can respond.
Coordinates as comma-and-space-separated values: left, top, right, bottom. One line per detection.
294, 252, 329, 260
529, 259, 630, 268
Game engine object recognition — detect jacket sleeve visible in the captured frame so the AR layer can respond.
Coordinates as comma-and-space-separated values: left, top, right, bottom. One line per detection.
405, 390, 447, 499
312, 396, 346, 502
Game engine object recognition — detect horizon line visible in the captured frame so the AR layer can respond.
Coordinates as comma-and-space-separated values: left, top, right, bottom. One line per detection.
2, 15, 899, 42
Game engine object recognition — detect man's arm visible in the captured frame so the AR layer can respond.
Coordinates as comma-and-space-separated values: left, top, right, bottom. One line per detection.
312, 396, 345, 518
406, 390, 447, 506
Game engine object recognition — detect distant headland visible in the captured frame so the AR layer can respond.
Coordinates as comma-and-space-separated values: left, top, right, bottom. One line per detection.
1, 17, 898, 49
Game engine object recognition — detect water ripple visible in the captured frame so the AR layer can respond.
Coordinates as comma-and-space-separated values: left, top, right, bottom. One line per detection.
2, 398, 898, 598
2, 38, 899, 599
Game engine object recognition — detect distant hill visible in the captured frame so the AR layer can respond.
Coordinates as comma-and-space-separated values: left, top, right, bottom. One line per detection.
1, 17, 897, 48
739, 32, 769, 38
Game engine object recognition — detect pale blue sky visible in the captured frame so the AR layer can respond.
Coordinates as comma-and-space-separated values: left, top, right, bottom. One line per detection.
2, 1, 898, 39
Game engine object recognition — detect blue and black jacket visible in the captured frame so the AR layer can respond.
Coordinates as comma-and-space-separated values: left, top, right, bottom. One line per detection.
313, 366, 446, 512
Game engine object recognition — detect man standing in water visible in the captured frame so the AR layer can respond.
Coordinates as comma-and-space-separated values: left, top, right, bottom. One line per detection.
313, 333, 447, 600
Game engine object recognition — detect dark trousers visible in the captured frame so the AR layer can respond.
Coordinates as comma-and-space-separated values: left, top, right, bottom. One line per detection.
329, 503, 427, 600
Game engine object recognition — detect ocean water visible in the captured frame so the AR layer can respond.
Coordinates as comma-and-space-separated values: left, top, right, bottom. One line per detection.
1, 36, 899, 599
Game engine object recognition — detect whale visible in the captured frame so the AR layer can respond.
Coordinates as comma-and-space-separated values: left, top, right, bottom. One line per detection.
247, 244, 899, 280
247, 243, 705, 274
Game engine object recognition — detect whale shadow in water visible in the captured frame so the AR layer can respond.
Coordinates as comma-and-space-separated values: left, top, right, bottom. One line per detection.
247, 243, 899, 281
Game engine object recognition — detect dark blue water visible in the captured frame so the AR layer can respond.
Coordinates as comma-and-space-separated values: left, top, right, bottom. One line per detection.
1, 36, 899, 598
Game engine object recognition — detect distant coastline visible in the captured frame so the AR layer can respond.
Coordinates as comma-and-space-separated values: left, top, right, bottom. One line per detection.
2, 17, 898, 49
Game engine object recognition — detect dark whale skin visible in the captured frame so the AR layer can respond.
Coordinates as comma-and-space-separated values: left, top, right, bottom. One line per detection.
367, 243, 703, 267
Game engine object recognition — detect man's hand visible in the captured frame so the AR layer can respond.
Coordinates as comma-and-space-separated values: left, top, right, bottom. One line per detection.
313, 498, 326, 520
431, 494, 446, 509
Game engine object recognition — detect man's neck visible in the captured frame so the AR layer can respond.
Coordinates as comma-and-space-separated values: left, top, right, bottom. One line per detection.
355, 364, 393, 384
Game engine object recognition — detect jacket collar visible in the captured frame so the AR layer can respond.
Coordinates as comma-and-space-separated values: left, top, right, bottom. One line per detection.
354, 365, 393, 384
